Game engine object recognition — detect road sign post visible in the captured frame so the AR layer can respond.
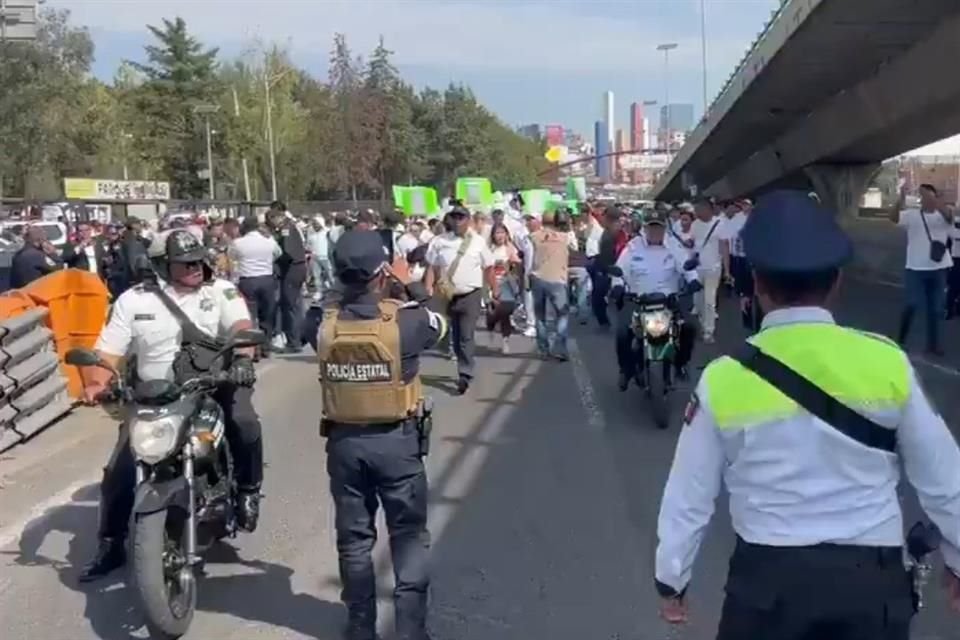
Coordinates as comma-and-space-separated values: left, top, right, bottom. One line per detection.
0, 0, 38, 42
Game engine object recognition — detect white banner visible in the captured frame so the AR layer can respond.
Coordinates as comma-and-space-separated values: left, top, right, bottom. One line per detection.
64, 178, 171, 201
619, 153, 672, 170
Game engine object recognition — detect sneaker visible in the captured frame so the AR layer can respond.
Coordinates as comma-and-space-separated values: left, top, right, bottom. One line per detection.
501, 338, 511, 354
523, 327, 536, 338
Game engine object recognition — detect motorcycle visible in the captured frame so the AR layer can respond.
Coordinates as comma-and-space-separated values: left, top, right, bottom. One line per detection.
65, 329, 265, 640
627, 291, 681, 429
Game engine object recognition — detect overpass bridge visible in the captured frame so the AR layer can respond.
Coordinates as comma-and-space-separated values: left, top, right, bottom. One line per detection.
653, 0, 960, 217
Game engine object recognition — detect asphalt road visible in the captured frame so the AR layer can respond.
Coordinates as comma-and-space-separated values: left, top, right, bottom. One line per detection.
0, 278, 958, 640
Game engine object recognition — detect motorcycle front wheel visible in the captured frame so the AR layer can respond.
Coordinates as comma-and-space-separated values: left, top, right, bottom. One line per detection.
644, 359, 670, 430
131, 507, 196, 639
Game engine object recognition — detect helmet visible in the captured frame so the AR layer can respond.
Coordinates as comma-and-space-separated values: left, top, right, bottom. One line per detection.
166, 229, 207, 263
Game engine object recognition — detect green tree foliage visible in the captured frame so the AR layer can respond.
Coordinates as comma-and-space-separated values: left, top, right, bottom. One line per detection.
2, 12, 548, 201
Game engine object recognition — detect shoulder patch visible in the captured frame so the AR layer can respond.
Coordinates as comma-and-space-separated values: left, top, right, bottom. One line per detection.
682, 391, 700, 426
399, 300, 421, 309
222, 287, 239, 300
426, 309, 442, 332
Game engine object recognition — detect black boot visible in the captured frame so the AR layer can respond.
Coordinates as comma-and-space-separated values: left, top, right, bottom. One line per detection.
897, 309, 914, 347
344, 608, 377, 640
78, 537, 126, 582
237, 490, 261, 533
617, 372, 630, 391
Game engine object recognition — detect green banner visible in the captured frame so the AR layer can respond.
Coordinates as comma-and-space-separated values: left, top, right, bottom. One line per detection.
566, 177, 587, 202
400, 187, 439, 217
520, 189, 551, 215
392, 185, 412, 208
455, 177, 493, 206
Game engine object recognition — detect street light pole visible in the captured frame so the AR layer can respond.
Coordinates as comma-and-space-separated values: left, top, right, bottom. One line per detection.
700, 0, 708, 117
264, 71, 278, 202
657, 42, 678, 156
194, 104, 219, 200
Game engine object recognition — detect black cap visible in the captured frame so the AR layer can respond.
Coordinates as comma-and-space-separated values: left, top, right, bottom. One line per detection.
644, 209, 669, 226
447, 206, 470, 218
333, 230, 390, 285
741, 190, 853, 274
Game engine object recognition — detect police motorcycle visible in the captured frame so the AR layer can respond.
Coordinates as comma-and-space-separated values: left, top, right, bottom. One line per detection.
608, 265, 697, 429
65, 329, 266, 640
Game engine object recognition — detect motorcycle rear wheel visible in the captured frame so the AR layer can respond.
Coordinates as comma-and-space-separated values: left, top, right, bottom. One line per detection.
645, 361, 670, 430
131, 507, 196, 640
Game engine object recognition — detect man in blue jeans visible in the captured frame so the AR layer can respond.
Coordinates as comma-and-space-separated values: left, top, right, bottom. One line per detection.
528, 209, 572, 360
890, 183, 953, 356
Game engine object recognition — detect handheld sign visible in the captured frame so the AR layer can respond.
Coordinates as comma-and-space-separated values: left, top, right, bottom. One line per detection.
520, 189, 551, 215
455, 177, 493, 207
566, 177, 587, 202
401, 187, 439, 217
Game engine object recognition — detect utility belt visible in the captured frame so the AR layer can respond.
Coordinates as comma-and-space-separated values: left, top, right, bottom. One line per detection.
320, 396, 434, 457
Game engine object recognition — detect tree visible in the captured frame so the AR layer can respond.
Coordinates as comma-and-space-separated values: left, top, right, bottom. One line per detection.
328, 33, 374, 201
127, 17, 221, 197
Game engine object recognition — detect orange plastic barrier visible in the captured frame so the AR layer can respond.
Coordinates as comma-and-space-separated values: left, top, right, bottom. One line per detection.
2, 270, 111, 399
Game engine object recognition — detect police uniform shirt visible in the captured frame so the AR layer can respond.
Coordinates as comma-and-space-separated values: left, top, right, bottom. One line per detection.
899, 207, 954, 270
425, 230, 494, 295
721, 211, 747, 257
613, 236, 697, 296
276, 221, 307, 267
95, 278, 252, 382
655, 306, 960, 593
690, 216, 725, 272
230, 231, 282, 278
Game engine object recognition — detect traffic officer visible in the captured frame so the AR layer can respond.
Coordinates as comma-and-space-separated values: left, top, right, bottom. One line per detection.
77, 229, 265, 581
655, 190, 960, 639
266, 201, 308, 353
610, 209, 701, 391
318, 230, 447, 640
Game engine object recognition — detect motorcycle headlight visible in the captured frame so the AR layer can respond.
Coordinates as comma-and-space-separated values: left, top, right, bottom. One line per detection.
130, 415, 183, 464
643, 310, 672, 338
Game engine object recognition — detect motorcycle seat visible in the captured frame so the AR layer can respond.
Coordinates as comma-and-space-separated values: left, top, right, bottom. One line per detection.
633, 292, 670, 306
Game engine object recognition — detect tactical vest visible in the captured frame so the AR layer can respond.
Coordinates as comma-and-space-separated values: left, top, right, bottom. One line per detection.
530, 229, 569, 283
704, 323, 910, 432
318, 299, 422, 424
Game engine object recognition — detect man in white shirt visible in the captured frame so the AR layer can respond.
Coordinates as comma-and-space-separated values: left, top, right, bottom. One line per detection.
230, 215, 282, 354
890, 183, 953, 355
610, 210, 700, 390
519, 212, 542, 338
719, 200, 755, 330
306, 216, 332, 297
425, 207, 495, 394
690, 197, 727, 343
946, 204, 960, 319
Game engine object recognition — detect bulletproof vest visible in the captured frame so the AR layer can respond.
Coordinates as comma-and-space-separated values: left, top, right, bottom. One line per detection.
530, 229, 569, 283
318, 299, 421, 424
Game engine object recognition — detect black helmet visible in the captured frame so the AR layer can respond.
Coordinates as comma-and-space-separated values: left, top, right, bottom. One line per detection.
166, 229, 207, 263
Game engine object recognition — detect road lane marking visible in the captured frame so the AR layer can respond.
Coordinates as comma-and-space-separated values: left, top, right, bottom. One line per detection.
568, 337, 606, 431
910, 355, 960, 377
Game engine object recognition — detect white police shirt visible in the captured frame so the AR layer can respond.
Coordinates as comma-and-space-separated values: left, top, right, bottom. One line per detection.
95, 278, 251, 382
655, 306, 960, 592
721, 211, 748, 257
613, 237, 698, 296
425, 230, 494, 294
230, 230, 282, 278
690, 216, 725, 272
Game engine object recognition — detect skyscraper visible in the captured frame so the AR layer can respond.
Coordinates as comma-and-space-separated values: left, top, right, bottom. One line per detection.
594, 120, 610, 180
630, 103, 643, 151
544, 124, 565, 147
659, 104, 695, 134
641, 117, 651, 150
604, 91, 615, 154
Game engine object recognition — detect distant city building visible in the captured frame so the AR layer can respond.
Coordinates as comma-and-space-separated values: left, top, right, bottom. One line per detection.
517, 124, 542, 140
615, 129, 629, 180
544, 124, 565, 147
630, 103, 645, 151
594, 120, 610, 180
660, 103, 695, 134
641, 117, 652, 150
604, 91, 615, 155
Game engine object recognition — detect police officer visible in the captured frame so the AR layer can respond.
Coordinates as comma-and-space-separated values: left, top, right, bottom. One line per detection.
318, 230, 446, 640
610, 209, 701, 391
77, 229, 266, 581
655, 190, 960, 639
267, 201, 308, 353
10, 226, 62, 288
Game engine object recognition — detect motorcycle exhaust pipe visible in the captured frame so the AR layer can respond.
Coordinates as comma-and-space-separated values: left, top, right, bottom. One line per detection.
183, 442, 199, 565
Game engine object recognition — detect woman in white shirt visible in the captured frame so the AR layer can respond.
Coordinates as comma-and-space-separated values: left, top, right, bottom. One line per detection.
485, 223, 522, 352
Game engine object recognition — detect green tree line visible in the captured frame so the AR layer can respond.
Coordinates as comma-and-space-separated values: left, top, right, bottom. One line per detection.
0, 9, 549, 202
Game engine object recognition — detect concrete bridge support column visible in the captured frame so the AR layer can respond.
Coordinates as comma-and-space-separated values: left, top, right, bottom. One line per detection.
804, 163, 880, 219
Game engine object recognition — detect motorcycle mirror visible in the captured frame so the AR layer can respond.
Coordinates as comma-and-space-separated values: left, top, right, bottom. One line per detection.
65, 348, 101, 368
607, 266, 624, 277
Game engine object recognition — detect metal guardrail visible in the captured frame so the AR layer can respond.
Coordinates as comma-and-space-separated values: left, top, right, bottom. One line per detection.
0, 307, 72, 452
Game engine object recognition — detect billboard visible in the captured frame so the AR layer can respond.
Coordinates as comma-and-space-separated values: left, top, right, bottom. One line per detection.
618, 153, 672, 171
0, 0, 38, 41
544, 124, 565, 147
64, 178, 171, 201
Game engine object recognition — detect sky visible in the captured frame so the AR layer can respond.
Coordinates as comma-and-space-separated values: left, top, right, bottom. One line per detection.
50, 0, 960, 155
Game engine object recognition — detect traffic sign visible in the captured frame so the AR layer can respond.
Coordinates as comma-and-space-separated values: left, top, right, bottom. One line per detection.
0, 0, 37, 42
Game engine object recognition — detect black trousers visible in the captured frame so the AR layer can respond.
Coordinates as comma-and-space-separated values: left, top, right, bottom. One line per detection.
715, 538, 913, 640
326, 421, 430, 640
486, 300, 517, 337
947, 261, 960, 317
238, 275, 277, 342
445, 288, 482, 380
614, 299, 695, 375
98, 385, 263, 539
587, 259, 612, 326
278, 263, 307, 347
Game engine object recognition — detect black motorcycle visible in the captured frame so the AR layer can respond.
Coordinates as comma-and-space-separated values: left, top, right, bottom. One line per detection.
65, 329, 264, 640
626, 291, 683, 429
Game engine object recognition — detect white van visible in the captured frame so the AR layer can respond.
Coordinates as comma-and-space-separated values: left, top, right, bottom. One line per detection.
0, 220, 69, 249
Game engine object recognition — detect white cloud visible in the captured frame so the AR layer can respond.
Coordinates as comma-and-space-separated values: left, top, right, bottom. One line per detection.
905, 133, 960, 157
56, 0, 758, 75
